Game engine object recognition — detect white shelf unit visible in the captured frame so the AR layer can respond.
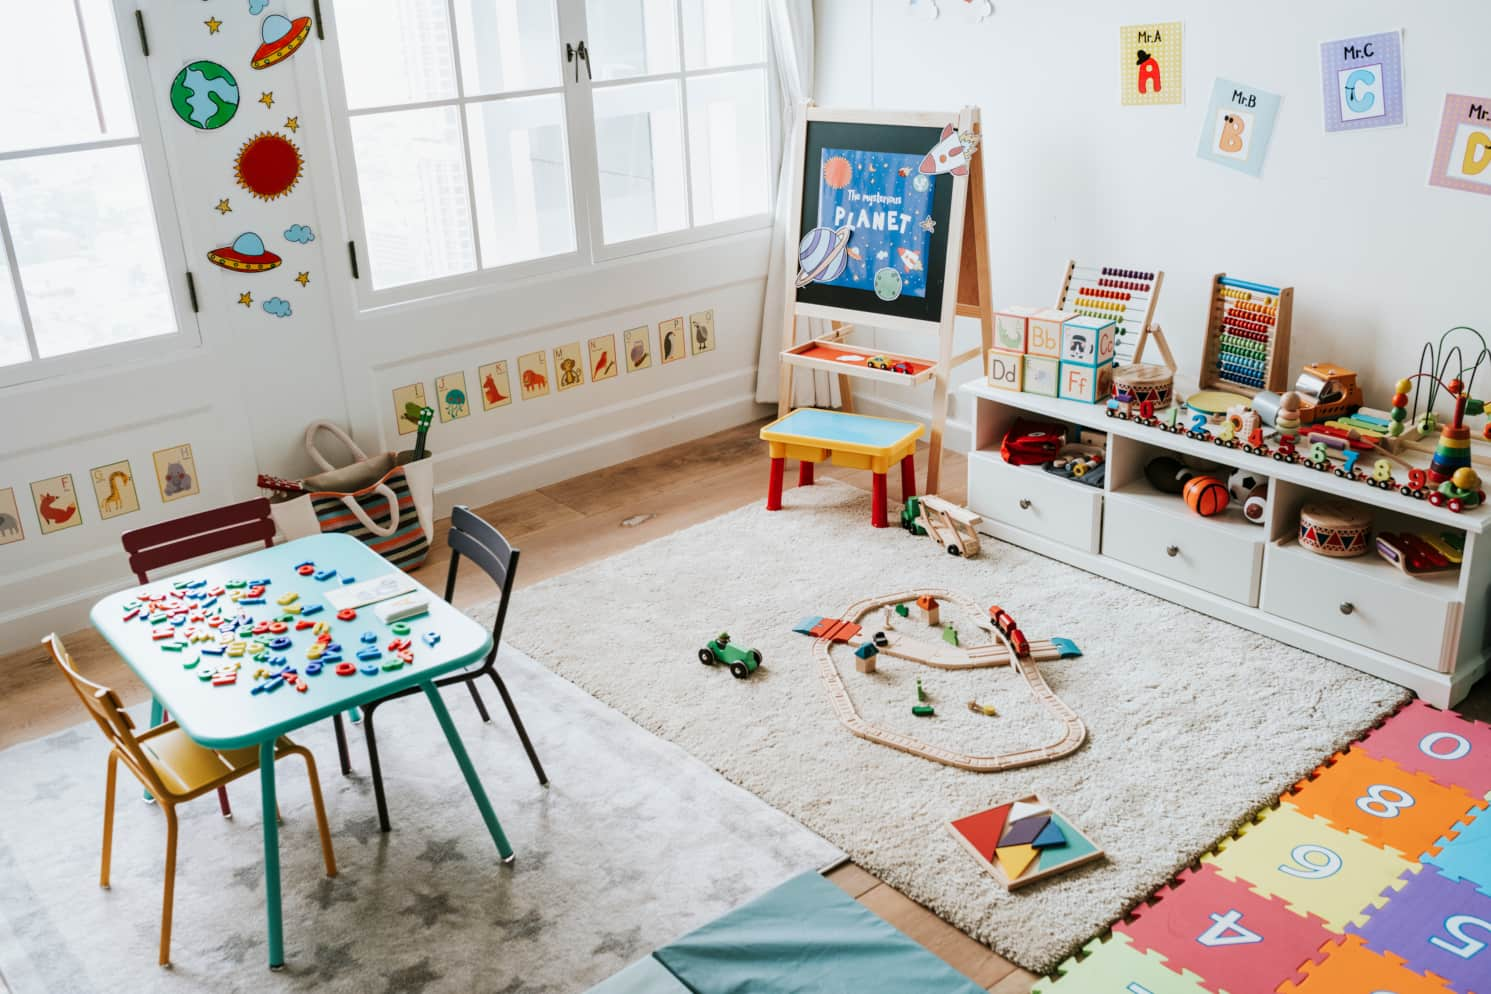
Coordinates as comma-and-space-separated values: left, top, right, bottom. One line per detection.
962, 381, 1491, 707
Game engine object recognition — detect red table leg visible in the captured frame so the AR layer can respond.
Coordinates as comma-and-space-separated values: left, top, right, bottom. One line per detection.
900, 454, 917, 500
766, 457, 785, 510
798, 461, 815, 486
872, 472, 888, 527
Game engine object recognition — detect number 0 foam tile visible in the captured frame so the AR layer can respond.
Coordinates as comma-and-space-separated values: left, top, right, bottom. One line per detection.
1277, 935, 1456, 994
1032, 933, 1210, 994
1357, 699, 1491, 797
1288, 749, 1486, 858
1425, 806, 1491, 897
1204, 802, 1416, 932
1348, 866, 1491, 993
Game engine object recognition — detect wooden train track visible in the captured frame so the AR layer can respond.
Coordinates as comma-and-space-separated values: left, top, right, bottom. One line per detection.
814, 589, 1087, 772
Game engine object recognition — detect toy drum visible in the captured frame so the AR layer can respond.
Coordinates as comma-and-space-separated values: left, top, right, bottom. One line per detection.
1298, 501, 1371, 558
1111, 363, 1173, 409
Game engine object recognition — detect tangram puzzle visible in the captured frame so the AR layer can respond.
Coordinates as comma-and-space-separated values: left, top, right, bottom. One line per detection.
949, 795, 1103, 890
1035, 700, 1491, 993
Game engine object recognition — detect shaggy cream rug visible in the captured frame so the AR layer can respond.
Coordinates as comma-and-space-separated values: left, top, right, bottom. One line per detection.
503, 480, 1410, 974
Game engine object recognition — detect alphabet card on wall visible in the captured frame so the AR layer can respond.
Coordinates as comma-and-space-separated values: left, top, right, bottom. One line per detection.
1320, 31, 1404, 132
624, 326, 652, 372
0, 487, 25, 545
435, 371, 470, 422
689, 309, 716, 355
554, 342, 585, 390
392, 383, 428, 435
31, 474, 82, 534
1429, 94, 1491, 197
1197, 79, 1281, 177
1120, 22, 1182, 106
588, 334, 619, 382
517, 351, 550, 399
152, 444, 200, 503
91, 460, 140, 520
478, 360, 512, 410
659, 318, 687, 364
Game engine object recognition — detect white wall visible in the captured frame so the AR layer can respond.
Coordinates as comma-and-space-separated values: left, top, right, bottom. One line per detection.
0, 0, 770, 653
815, 0, 1491, 444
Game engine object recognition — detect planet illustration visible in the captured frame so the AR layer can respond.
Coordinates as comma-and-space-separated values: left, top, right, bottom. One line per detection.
252, 13, 313, 69
235, 132, 304, 201
206, 232, 283, 273
874, 267, 903, 301
796, 225, 852, 287
822, 155, 853, 190
169, 60, 239, 130
911, 174, 930, 193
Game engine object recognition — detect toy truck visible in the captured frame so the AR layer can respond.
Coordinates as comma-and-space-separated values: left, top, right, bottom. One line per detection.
698, 632, 762, 679
903, 495, 983, 556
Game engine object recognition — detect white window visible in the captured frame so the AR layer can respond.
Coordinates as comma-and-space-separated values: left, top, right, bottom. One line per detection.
324, 0, 773, 302
0, 0, 195, 385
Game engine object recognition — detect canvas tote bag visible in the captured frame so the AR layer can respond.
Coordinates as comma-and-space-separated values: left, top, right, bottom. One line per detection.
269, 422, 435, 569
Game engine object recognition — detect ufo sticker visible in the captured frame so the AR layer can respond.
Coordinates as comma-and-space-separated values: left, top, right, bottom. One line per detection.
252, 13, 312, 70
235, 132, 303, 201
796, 225, 852, 287
169, 60, 240, 130
207, 232, 283, 273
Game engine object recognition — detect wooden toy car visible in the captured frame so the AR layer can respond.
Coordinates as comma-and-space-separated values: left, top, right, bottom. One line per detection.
906, 495, 983, 556
698, 632, 762, 679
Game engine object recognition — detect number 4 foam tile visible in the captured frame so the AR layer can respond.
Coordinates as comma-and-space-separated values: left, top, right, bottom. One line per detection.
1277, 935, 1456, 994
1425, 806, 1491, 897
1204, 802, 1417, 933
1356, 699, 1491, 797
1031, 932, 1210, 994
1348, 866, 1491, 993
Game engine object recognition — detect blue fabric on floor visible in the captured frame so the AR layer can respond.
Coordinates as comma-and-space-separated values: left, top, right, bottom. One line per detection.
583, 955, 693, 994
652, 871, 988, 994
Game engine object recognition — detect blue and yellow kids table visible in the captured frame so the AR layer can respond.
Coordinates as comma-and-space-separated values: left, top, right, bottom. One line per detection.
90, 532, 514, 970
760, 409, 925, 527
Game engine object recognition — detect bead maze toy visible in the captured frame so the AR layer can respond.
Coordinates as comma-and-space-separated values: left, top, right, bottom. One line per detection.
797, 589, 1085, 772
1199, 273, 1295, 395
1034, 699, 1491, 994
948, 794, 1104, 890
1055, 259, 1174, 370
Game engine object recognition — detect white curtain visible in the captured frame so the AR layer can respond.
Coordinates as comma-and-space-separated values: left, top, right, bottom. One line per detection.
754, 0, 840, 408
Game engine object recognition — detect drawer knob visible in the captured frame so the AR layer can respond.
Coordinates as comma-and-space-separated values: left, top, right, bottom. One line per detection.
1339, 602, 1355, 616
1018, 499, 1032, 510
1166, 545, 1179, 557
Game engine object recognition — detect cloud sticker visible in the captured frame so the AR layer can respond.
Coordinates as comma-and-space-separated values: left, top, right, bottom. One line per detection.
249, 0, 269, 13
263, 297, 292, 318
283, 224, 316, 244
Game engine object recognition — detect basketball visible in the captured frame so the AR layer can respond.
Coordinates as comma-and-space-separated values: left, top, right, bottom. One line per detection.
1183, 475, 1229, 516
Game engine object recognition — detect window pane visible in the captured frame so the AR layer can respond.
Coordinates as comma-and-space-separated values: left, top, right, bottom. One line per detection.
0, 238, 29, 368
454, 0, 563, 95
350, 107, 476, 289
335, 0, 457, 109
585, 0, 679, 81
686, 69, 770, 225
0, 147, 174, 359
467, 96, 576, 268
681, 0, 766, 70
593, 81, 688, 243
0, 0, 136, 153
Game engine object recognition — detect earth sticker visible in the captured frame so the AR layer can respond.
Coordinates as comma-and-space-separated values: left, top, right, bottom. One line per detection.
169, 60, 240, 130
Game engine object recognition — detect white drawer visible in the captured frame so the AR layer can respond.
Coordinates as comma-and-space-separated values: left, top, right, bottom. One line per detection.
1102, 492, 1264, 606
967, 452, 1102, 553
1262, 543, 1459, 671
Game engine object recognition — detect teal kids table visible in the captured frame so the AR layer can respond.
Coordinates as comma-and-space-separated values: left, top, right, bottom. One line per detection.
90, 532, 514, 970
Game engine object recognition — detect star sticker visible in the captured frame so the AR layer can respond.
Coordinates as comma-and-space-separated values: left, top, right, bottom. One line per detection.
215, 198, 232, 215
295, 271, 310, 287
284, 116, 300, 133
205, 16, 222, 33
238, 292, 253, 307
259, 92, 274, 109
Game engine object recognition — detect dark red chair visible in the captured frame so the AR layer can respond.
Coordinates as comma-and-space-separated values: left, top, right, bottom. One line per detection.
120, 498, 354, 816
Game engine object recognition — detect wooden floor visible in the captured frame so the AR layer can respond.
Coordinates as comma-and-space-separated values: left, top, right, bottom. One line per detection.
0, 418, 1039, 991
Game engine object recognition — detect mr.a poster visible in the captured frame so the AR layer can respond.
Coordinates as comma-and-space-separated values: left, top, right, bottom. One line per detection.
813, 149, 935, 300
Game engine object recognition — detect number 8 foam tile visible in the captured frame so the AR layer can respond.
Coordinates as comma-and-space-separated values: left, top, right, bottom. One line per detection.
1032, 932, 1210, 994
1288, 749, 1486, 858
1277, 935, 1457, 994
1113, 864, 1333, 994
1204, 802, 1417, 932
1426, 807, 1491, 898
1357, 699, 1491, 798
1348, 866, 1491, 993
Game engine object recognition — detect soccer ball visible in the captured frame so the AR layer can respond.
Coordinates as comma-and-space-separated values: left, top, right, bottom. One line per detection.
1228, 468, 1265, 503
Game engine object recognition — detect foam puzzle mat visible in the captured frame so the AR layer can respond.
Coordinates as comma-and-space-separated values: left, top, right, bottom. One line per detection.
1035, 700, 1491, 993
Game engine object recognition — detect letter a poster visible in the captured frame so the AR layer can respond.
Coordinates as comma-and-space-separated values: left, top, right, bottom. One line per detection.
1120, 22, 1182, 106
1429, 94, 1491, 197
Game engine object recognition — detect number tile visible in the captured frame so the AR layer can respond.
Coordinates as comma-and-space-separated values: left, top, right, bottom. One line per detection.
1032, 932, 1210, 994
1348, 866, 1491, 991
1356, 699, 1491, 797
1277, 935, 1458, 994
1425, 806, 1491, 898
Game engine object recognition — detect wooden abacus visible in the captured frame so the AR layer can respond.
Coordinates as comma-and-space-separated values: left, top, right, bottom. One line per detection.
1056, 260, 1174, 370
1200, 274, 1294, 394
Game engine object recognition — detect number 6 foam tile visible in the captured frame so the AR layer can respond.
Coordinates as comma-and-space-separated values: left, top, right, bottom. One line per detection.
1288, 749, 1486, 859
1114, 864, 1332, 994
1032, 932, 1209, 994
1357, 699, 1491, 798
1425, 807, 1491, 898
1277, 935, 1456, 994
1204, 802, 1416, 932
1348, 866, 1491, 993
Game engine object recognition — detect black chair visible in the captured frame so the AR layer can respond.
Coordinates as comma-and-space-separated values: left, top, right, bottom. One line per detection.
362, 506, 547, 832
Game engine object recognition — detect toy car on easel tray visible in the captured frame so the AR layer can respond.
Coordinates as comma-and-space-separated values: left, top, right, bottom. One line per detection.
699, 633, 762, 679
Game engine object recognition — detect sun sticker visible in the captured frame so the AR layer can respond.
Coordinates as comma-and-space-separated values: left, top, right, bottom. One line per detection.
822, 155, 853, 190
235, 132, 303, 201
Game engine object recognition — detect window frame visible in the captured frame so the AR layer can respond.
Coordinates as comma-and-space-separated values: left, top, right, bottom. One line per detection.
319, 0, 777, 312
0, 2, 201, 390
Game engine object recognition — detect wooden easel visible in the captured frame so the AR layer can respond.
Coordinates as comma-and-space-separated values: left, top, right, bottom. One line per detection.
777, 104, 995, 495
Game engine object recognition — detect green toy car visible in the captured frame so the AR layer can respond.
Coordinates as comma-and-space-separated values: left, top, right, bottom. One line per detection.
698, 632, 762, 679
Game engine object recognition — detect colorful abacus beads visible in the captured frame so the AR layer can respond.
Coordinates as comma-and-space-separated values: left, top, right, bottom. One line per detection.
1388, 378, 1412, 437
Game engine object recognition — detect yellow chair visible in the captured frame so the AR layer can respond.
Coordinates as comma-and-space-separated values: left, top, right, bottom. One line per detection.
43, 634, 337, 966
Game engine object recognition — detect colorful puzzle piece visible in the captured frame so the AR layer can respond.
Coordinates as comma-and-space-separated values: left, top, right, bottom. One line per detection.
1278, 935, 1457, 994
949, 803, 1011, 860
996, 843, 1039, 880
1032, 820, 1066, 849
1033, 813, 1099, 874
1350, 866, 1491, 992
1033, 932, 1210, 993
1001, 816, 1049, 848
1426, 807, 1491, 896
1357, 699, 1491, 797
